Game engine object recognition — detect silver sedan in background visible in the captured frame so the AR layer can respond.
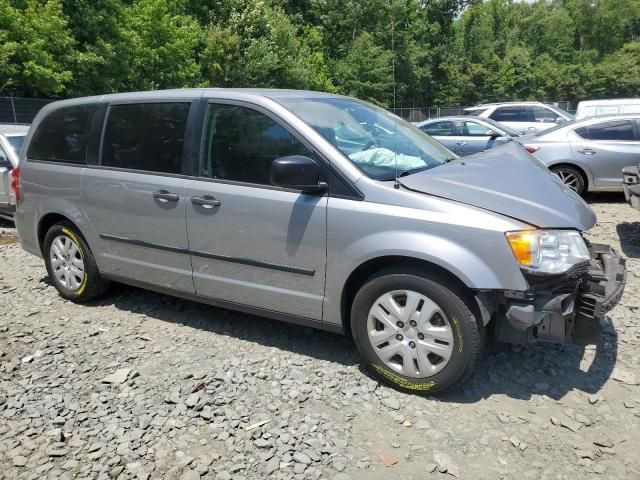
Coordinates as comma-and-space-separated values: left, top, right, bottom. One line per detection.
414, 116, 521, 156
0, 124, 29, 220
518, 115, 640, 196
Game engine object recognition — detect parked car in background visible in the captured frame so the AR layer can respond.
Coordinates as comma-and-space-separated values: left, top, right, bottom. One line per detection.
0, 124, 29, 220
13, 89, 625, 394
576, 98, 640, 120
414, 116, 520, 156
518, 115, 640, 196
463, 102, 574, 134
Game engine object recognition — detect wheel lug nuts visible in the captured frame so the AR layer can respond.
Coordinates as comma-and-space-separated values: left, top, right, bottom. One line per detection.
409, 320, 417, 327
409, 341, 416, 349
396, 334, 404, 341
396, 321, 404, 328
418, 333, 424, 340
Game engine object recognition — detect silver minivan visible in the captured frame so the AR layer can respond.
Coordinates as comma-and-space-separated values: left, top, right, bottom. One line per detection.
13, 89, 626, 394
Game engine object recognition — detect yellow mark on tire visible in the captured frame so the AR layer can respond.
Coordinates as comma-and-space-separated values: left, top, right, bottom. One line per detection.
372, 364, 436, 391
451, 316, 464, 353
61, 227, 87, 295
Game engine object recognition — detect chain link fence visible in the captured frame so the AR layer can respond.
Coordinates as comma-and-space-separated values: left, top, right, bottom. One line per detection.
0, 97, 54, 124
0, 95, 576, 125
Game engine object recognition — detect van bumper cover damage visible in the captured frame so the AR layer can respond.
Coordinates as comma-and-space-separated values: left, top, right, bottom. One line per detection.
496, 243, 626, 344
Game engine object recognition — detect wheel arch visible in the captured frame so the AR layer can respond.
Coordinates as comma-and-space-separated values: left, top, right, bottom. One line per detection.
37, 213, 88, 255
340, 255, 476, 335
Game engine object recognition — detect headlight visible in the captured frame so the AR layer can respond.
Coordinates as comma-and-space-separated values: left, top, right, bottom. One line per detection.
506, 230, 590, 274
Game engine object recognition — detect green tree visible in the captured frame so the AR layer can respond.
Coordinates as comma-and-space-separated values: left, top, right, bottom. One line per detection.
334, 32, 393, 105
0, 0, 76, 96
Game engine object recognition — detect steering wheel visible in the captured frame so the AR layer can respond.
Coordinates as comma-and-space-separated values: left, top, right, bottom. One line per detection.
361, 139, 379, 151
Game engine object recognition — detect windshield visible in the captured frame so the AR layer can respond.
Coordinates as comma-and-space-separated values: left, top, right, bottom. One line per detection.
482, 118, 522, 137
534, 119, 576, 137
7, 135, 25, 155
276, 97, 455, 180
548, 105, 575, 120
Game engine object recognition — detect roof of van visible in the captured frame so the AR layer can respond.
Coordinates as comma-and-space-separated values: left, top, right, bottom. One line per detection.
43, 88, 346, 106
578, 98, 640, 105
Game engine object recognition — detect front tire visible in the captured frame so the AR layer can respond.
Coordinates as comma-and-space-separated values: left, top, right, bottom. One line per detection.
351, 272, 484, 394
43, 222, 109, 302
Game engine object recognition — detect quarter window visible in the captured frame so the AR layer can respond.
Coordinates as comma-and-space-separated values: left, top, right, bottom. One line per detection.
101, 102, 190, 174
575, 120, 636, 141
27, 104, 97, 164
202, 104, 311, 185
490, 106, 526, 123
421, 121, 455, 136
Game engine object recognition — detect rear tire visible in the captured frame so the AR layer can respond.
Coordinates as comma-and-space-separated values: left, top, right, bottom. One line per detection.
551, 165, 585, 196
43, 222, 110, 302
351, 271, 484, 395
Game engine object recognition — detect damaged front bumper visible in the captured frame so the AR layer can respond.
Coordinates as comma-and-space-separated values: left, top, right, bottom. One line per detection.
495, 243, 626, 344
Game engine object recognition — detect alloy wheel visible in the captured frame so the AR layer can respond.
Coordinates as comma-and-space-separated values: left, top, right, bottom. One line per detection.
554, 168, 580, 192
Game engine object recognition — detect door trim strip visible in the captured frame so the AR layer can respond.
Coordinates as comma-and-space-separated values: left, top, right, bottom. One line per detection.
99, 234, 315, 276
190, 250, 315, 276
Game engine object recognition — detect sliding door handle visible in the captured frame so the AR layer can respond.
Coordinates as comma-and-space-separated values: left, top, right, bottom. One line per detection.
153, 190, 180, 202
191, 195, 221, 208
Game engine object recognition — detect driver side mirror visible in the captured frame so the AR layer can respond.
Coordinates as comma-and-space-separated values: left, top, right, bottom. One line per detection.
271, 155, 327, 193
555, 118, 566, 125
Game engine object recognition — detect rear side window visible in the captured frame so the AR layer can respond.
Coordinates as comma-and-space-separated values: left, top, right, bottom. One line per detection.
27, 104, 97, 164
202, 104, 311, 185
575, 120, 636, 141
421, 121, 454, 136
489, 106, 526, 122
101, 102, 190, 174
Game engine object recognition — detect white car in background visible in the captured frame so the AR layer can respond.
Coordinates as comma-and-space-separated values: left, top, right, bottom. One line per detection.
463, 102, 574, 134
576, 98, 640, 120
0, 124, 29, 221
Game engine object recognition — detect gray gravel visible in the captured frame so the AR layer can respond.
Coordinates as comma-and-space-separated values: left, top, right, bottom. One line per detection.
1, 194, 640, 479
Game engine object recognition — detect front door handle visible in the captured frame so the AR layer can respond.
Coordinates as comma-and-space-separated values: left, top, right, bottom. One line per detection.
456, 141, 467, 146
578, 148, 596, 155
153, 190, 180, 202
191, 195, 221, 208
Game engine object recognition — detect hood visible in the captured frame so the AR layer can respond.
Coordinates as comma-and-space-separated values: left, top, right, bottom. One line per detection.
400, 142, 596, 230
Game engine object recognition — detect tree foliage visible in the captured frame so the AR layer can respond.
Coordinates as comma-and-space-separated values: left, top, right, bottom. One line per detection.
0, 0, 638, 106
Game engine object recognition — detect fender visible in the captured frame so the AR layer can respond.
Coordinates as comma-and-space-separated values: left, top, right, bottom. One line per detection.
323, 229, 528, 325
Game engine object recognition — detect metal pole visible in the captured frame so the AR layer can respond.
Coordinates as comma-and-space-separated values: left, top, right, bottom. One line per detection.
10, 97, 17, 123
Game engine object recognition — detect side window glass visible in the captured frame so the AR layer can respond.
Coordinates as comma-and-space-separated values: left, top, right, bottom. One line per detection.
101, 102, 190, 174
583, 120, 635, 141
421, 121, 454, 136
27, 105, 97, 164
459, 121, 494, 136
0, 145, 8, 167
574, 126, 590, 139
490, 107, 525, 122
202, 104, 311, 185
530, 106, 559, 123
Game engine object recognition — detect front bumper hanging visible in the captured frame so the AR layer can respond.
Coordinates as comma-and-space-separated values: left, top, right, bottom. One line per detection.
497, 243, 626, 344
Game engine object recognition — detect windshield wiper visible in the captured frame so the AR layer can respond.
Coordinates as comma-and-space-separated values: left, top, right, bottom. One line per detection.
398, 166, 432, 177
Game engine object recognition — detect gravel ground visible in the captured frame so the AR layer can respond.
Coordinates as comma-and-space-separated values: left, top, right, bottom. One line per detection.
1, 194, 639, 480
